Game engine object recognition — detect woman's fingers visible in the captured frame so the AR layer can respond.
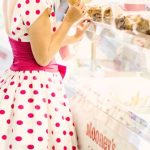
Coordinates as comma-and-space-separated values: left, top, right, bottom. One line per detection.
77, 19, 91, 30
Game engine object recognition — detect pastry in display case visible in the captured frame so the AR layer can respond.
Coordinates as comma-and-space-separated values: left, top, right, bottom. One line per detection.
115, 15, 133, 31
114, 14, 150, 35
103, 7, 113, 18
135, 16, 150, 35
87, 5, 113, 24
103, 7, 113, 24
87, 6, 102, 22
83, 2, 150, 72
86, 2, 150, 36
114, 14, 150, 36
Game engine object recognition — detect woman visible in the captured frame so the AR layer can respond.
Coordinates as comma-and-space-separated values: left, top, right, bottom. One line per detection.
0, 0, 91, 149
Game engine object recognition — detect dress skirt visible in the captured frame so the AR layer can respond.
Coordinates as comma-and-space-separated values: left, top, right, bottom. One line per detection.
0, 69, 78, 150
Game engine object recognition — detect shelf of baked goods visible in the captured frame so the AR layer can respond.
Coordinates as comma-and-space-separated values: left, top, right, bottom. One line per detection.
82, 4, 150, 73
65, 3, 150, 149
86, 2, 150, 47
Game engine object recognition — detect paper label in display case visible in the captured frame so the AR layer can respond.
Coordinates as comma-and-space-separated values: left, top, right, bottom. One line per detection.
70, 95, 150, 150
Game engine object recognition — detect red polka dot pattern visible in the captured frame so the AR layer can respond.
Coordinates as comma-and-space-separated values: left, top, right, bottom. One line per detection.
33, 90, 39, 94
0, 110, 5, 115
36, 10, 40, 15
25, 0, 30, 4
18, 105, 24, 109
27, 129, 34, 134
9, 0, 57, 41
17, 3, 21, 8
56, 138, 61, 143
29, 84, 33, 88
25, 10, 30, 15
7, 119, 11, 124
16, 27, 21, 30
28, 98, 34, 103
51, 12, 55, 17
4, 95, 9, 99
38, 136, 43, 141
2, 135, 7, 140
15, 136, 22, 141
27, 144, 34, 149
17, 120, 23, 125
0, 0, 77, 146
9, 144, 12, 149
64, 146, 67, 150
28, 113, 34, 118
20, 90, 26, 94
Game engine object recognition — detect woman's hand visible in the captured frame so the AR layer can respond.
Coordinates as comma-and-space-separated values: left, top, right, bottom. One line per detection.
74, 18, 91, 41
60, 18, 91, 47
67, 0, 79, 5
64, 1, 86, 24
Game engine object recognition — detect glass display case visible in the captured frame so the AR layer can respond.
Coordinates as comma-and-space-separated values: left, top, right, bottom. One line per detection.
66, 75, 150, 150
72, 0, 150, 74
85, 21, 150, 74
65, 3, 150, 150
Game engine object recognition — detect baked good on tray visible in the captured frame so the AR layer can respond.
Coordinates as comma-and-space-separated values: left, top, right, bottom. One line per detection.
146, 30, 150, 35
115, 15, 133, 31
136, 16, 150, 35
103, 7, 113, 18
87, 6, 102, 22
103, 7, 113, 24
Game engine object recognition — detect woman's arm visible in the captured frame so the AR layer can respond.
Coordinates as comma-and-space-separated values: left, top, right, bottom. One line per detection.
28, 3, 85, 66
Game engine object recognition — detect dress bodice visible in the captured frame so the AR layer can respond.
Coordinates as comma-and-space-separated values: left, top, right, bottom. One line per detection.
7, 0, 66, 78
7, 0, 57, 42
9, 37, 66, 79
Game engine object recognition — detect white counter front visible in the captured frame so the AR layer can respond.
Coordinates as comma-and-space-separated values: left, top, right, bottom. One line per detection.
66, 75, 150, 150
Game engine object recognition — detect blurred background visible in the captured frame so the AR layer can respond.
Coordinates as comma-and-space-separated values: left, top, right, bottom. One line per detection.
1, 1, 150, 149
0, 1, 12, 73
0, 0, 150, 74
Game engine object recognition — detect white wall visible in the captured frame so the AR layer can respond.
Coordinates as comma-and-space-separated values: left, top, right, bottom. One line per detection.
0, 1, 12, 72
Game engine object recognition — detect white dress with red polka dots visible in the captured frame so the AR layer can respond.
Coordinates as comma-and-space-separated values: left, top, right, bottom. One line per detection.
0, 0, 78, 150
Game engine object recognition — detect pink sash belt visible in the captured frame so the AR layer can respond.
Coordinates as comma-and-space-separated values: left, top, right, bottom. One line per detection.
9, 37, 66, 79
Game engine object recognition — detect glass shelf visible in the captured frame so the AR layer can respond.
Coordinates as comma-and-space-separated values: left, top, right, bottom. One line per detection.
85, 22, 150, 74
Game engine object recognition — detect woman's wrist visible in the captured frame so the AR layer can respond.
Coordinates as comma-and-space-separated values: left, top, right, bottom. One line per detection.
62, 17, 74, 27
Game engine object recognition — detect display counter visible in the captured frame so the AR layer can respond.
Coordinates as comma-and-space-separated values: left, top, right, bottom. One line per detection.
65, 7, 150, 149
65, 73, 150, 150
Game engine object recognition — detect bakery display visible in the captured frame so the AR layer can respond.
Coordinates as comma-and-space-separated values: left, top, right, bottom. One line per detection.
86, 5, 150, 52
87, 6, 102, 22
103, 7, 113, 18
87, 6, 113, 24
115, 15, 133, 31
136, 16, 150, 35
146, 30, 150, 35
114, 14, 150, 36
103, 7, 113, 24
